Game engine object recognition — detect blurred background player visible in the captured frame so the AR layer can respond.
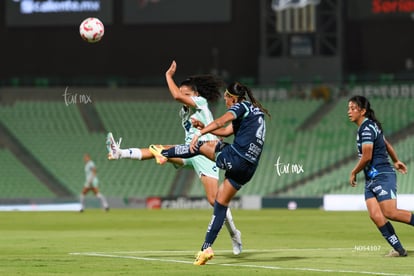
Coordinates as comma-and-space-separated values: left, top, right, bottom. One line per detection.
80, 153, 109, 212
151, 82, 271, 265
348, 95, 414, 257
106, 61, 242, 255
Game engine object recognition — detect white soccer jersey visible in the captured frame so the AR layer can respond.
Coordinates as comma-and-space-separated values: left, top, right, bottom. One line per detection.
179, 96, 218, 144
84, 160, 98, 186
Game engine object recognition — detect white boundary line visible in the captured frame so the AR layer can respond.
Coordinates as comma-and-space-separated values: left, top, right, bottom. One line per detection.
69, 247, 362, 255
69, 249, 412, 276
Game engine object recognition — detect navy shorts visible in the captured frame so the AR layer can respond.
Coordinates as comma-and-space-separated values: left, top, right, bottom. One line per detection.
365, 173, 397, 202
215, 144, 257, 190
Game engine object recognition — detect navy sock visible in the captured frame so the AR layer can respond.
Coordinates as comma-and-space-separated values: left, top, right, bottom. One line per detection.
409, 213, 414, 226
379, 222, 405, 253
161, 144, 199, 159
201, 200, 228, 250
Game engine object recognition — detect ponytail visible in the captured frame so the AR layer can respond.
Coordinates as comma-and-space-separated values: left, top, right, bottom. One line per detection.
349, 95, 382, 131
227, 82, 271, 118
245, 87, 271, 118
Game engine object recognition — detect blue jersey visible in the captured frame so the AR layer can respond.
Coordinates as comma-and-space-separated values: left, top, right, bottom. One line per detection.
227, 101, 266, 165
356, 118, 394, 180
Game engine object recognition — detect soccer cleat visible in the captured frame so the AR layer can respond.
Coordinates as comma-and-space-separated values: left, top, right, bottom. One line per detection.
193, 247, 214, 265
385, 249, 408, 257
149, 144, 168, 165
106, 132, 122, 160
231, 229, 242, 255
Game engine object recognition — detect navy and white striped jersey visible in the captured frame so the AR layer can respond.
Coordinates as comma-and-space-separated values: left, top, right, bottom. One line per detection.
227, 101, 266, 165
357, 118, 394, 179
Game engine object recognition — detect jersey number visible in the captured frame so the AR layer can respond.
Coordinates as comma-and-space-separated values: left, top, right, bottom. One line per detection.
256, 117, 266, 142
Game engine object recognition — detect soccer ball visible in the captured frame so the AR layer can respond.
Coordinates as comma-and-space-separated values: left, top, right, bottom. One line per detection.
79, 17, 104, 43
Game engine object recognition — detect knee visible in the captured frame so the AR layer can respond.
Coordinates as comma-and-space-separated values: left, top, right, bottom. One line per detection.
382, 209, 398, 221
369, 210, 385, 225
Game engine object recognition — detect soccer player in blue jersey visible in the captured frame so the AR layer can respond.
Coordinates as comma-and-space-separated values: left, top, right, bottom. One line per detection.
348, 95, 414, 257
151, 81, 271, 265
106, 61, 242, 255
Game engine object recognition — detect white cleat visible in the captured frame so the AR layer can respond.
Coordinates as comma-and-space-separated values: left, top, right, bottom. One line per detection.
106, 132, 122, 160
231, 229, 242, 255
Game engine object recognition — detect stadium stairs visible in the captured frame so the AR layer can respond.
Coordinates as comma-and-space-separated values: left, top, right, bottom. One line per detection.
296, 98, 339, 131
0, 88, 198, 199
77, 104, 106, 133
272, 117, 414, 196
0, 121, 73, 197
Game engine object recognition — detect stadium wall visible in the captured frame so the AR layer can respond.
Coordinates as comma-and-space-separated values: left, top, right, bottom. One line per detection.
0, 87, 173, 104
2, 195, 414, 211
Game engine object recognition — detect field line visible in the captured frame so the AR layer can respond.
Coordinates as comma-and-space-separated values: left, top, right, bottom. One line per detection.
70, 252, 191, 264
69, 250, 411, 276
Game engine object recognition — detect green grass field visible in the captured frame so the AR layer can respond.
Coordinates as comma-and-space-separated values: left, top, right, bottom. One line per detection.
1, 209, 413, 275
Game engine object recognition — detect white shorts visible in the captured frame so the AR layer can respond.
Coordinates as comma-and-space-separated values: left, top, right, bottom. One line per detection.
84, 178, 99, 188
182, 155, 219, 179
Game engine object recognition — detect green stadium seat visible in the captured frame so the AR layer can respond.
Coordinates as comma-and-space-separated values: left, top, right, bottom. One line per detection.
0, 149, 54, 198
1, 97, 414, 200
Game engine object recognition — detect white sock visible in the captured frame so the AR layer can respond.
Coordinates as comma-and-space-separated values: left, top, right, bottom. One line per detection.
80, 194, 85, 210
97, 193, 109, 209
120, 148, 142, 160
224, 208, 237, 236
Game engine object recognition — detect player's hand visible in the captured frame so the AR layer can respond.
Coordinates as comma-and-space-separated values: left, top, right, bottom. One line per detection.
191, 118, 204, 130
349, 173, 357, 187
166, 60, 177, 78
394, 160, 408, 174
190, 133, 200, 153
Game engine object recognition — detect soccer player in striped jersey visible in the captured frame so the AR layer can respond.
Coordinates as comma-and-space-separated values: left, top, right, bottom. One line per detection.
106, 61, 242, 255
151, 82, 271, 265
348, 95, 414, 257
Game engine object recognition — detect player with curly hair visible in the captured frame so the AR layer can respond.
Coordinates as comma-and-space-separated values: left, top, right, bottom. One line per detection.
106, 61, 242, 255
150, 81, 270, 264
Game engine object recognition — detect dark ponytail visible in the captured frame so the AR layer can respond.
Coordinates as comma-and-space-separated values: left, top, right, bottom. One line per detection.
227, 82, 271, 118
349, 95, 382, 131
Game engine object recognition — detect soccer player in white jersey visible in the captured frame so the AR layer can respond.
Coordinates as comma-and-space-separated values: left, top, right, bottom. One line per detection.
106, 61, 242, 255
80, 153, 109, 212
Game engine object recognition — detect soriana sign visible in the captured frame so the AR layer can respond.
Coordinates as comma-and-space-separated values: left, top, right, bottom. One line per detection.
348, 0, 414, 20
372, 0, 414, 13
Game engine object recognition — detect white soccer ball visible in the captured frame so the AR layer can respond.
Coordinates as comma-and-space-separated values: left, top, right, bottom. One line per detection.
79, 17, 104, 43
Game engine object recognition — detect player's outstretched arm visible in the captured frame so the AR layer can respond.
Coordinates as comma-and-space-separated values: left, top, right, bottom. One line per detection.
165, 60, 196, 107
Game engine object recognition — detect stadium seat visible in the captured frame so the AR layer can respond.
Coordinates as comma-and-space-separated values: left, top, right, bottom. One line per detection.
1, 97, 414, 199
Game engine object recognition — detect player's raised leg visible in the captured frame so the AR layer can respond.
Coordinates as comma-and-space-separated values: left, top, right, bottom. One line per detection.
149, 144, 168, 164
106, 132, 122, 160
106, 132, 161, 160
